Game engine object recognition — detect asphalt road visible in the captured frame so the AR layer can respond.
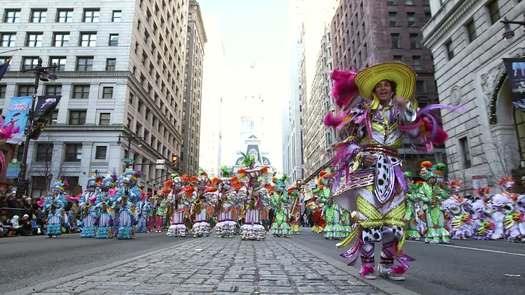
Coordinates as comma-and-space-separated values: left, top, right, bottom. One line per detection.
0, 233, 185, 293
293, 230, 525, 295
2, 230, 524, 295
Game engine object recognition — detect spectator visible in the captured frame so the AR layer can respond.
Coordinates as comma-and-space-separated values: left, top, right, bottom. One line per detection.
9, 215, 20, 236
0, 215, 8, 237
20, 214, 32, 236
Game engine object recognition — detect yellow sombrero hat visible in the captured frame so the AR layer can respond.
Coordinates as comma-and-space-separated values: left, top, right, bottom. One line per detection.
355, 62, 416, 101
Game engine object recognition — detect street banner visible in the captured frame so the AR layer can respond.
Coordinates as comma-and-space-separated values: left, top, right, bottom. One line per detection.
35, 95, 61, 118
6, 162, 20, 179
503, 58, 525, 110
4, 96, 32, 144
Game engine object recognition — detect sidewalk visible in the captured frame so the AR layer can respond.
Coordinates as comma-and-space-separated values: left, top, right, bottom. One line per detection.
10, 235, 418, 295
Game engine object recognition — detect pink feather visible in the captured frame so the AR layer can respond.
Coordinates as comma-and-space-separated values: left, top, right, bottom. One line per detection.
323, 111, 345, 128
331, 70, 358, 108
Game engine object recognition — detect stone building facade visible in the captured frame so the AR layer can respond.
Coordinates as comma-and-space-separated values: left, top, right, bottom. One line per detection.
181, 0, 206, 176
303, 27, 336, 179
330, 0, 445, 172
0, 0, 192, 194
422, 0, 525, 187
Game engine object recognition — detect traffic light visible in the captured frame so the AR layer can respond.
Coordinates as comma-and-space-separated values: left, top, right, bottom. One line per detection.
171, 154, 178, 165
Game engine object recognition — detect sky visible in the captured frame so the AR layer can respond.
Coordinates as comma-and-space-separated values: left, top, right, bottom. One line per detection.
198, 0, 291, 176
197, 0, 339, 177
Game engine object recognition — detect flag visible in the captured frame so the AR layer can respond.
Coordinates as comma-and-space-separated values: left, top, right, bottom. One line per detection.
504, 58, 525, 111
35, 95, 61, 118
0, 57, 11, 80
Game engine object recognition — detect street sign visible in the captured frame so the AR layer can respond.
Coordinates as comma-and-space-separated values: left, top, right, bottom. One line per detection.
156, 159, 166, 170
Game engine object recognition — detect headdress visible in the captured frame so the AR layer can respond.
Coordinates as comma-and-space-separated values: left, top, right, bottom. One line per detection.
355, 62, 416, 110
497, 176, 514, 189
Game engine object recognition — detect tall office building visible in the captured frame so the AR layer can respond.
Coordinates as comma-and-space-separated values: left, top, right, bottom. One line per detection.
181, 0, 206, 175
0, 0, 192, 195
302, 27, 336, 180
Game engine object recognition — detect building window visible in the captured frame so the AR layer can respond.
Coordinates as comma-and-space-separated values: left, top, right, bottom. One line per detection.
31, 176, 48, 198
393, 55, 403, 61
22, 57, 40, 70
444, 39, 454, 60
30, 9, 47, 23
391, 33, 401, 49
1, 33, 16, 47
56, 9, 73, 23
64, 144, 82, 162
105, 58, 116, 71
49, 56, 66, 71
102, 87, 113, 99
52, 32, 70, 47
388, 12, 397, 27
83, 9, 100, 23
487, 0, 500, 25
112, 10, 122, 22
26, 32, 43, 47
108, 34, 119, 46
95, 146, 107, 160
80, 32, 97, 47
35, 143, 53, 162
0, 84, 5, 98
407, 12, 416, 27
48, 110, 58, 125
4, 9, 21, 23
69, 110, 86, 125
76, 56, 93, 71
387, 0, 398, 5
465, 19, 477, 42
72, 85, 90, 99
45, 84, 62, 96
17, 85, 35, 96
410, 33, 420, 49
459, 137, 471, 168
416, 80, 426, 93
99, 113, 110, 125
425, 11, 431, 21
405, 0, 415, 5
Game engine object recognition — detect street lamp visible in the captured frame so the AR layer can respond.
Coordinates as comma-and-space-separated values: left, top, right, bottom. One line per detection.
501, 16, 525, 39
117, 133, 144, 169
16, 58, 57, 198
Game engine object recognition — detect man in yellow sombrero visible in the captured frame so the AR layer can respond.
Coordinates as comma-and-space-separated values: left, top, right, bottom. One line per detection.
327, 62, 447, 281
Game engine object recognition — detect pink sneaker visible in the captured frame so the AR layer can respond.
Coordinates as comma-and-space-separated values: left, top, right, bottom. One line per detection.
360, 264, 377, 280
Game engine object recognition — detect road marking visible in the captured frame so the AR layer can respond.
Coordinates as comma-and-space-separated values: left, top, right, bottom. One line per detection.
436, 244, 525, 257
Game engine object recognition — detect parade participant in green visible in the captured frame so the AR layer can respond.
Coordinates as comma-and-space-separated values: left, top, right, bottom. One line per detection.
322, 197, 346, 239
419, 165, 450, 244
403, 172, 424, 240
270, 176, 291, 237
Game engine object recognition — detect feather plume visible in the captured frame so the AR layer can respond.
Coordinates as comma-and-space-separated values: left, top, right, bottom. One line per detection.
331, 70, 358, 108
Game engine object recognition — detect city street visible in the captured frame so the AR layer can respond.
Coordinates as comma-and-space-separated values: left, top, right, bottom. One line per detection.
2, 230, 524, 295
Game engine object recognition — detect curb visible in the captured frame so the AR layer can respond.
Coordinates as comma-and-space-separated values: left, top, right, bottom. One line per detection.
284, 238, 421, 295
6, 238, 199, 295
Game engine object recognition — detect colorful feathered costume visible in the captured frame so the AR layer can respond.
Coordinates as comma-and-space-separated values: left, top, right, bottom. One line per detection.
327, 63, 450, 281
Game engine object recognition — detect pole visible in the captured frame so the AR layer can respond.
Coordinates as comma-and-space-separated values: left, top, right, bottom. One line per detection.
16, 60, 41, 198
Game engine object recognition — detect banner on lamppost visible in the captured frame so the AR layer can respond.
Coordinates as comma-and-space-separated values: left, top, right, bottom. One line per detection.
4, 96, 32, 144
35, 95, 61, 118
503, 58, 525, 110
6, 162, 20, 179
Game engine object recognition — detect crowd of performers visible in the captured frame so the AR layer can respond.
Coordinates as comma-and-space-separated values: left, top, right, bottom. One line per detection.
40, 157, 308, 241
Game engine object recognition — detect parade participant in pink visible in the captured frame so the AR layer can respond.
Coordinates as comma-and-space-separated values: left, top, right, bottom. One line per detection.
328, 63, 450, 281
